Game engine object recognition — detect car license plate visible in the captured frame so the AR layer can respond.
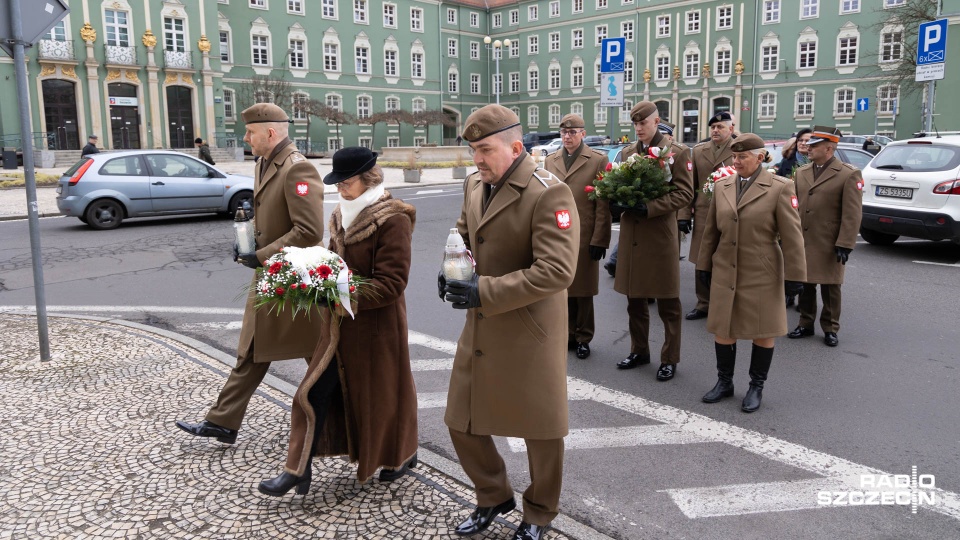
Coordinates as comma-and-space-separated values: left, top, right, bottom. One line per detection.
875, 186, 912, 199
56, 185, 62, 194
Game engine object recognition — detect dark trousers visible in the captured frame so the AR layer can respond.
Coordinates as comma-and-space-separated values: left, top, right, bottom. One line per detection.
798, 283, 842, 333
627, 297, 682, 364
567, 296, 595, 343
449, 428, 564, 527
694, 276, 710, 312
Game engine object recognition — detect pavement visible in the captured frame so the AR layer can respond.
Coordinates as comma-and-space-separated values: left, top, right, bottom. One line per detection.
0, 312, 611, 540
0, 157, 472, 221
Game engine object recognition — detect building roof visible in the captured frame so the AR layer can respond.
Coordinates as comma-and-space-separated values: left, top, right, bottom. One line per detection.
446, 0, 521, 8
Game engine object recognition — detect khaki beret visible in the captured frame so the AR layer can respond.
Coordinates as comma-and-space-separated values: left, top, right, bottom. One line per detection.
558, 114, 585, 129
708, 111, 733, 126
629, 101, 658, 123
729, 133, 766, 152
241, 103, 292, 124
462, 104, 522, 142
807, 125, 842, 146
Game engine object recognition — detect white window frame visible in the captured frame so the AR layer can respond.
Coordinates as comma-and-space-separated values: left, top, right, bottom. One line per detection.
357, 95, 372, 121
657, 15, 671, 38
878, 84, 898, 115
684, 51, 700, 78
622, 21, 634, 42
758, 92, 777, 119
470, 41, 479, 60
354, 0, 368, 24
549, 32, 560, 52
800, 0, 819, 20
249, 0, 266, 8
412, 98, 425, 113
549, 104, 561, 126
763, 0, 780, 24
470, 12, 479, 27
223, 88, 235, 120
528, 105, 540, 127
837, 34, 858, 67
289, 0, 305, 15
383, 3, 397, 28
470, 73, 481, 94
550, 1, 560, 17
549, 64, 561, 90
656, 53, 671, 81
447, 8, 456, 24
594, 102, 607, 124
384, 48, 398, 77
571, 63, 583, 88
288, 38, 306, 69
528, 35, 539, 55
252, 34, 270, 66
528, 5, 538, 21
326, 93, 342, 111
572, 28, 583, 49
572, 0, 584, 14
797, 36, 817, 70
292, 92, 309, 120
410, 8, 423, 32
510, 9, 519, 25
715, 47, 732, 76
163, 16, 186, 52
323, 42, 339, 72
355, 45, 369, 74
105, 9, 131, 47
448, 67, 459, 94
411, 50, 424, 79
840, 0, 860, 14
761, 42, 779, 72
835, 87, 855, 116
686, 10, 701, 34
528, 66, 540, 91
510, 72, 520, 93
717, 5, 732, 30
880, 28, 903, 63
596, 25, 607, 46
596, 0, 608, 9
795, 89, 814, 118
493, 13, 502, 28
219, 30, 231, 63
448, 39, 458, 58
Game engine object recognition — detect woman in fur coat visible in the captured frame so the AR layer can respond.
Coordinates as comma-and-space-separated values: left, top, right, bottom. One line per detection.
259, 147, 419, 496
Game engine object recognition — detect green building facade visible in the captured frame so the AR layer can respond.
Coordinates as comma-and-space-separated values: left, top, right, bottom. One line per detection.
1, 0, 957, 153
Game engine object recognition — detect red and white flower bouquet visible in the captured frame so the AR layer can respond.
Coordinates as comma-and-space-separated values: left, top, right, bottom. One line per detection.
702, 166, 737, 198
253, 246, 369, 320
586, 146, 677, 207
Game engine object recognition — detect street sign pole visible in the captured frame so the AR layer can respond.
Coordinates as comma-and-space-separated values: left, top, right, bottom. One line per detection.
8, 0, 51, 361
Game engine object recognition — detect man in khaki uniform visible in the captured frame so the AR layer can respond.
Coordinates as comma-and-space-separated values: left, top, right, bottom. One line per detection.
544, 113, 611, 359
176, 103, 326, 444
440, 105, 579, 540
788, 126, 863, 347
613, 101, 694, 382
682, 111, 735, 320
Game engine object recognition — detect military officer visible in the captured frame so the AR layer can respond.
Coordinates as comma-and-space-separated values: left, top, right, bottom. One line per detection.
176, 103, 326, 444
544, 113, 611, 359
613, 101, 694, 382
696, 134, 806, 412
788, 126, 863, 347
440, 105, 579, 540
682, 111, 736, 320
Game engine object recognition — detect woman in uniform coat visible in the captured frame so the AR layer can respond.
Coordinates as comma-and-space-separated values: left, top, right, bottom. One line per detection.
259, 147, 419, 496
695, 134, 806, 413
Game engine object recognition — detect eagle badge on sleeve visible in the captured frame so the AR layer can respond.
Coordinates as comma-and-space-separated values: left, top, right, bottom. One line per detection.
790, 195, 799, 209
556, 210, 571, 229
296, 182, 309, 196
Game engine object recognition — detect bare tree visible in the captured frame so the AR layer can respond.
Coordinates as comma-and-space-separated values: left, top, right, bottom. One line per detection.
319, 107, 356, 146
383, 109, 415, 146
235, 75, 294, 111
863, 1, 940, 96
412, 109, 458, 145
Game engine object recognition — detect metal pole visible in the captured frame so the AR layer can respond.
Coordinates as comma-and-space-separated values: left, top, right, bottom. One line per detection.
10, 0, 51, 361
494, 47, 500, 104
924, 0, 942, 135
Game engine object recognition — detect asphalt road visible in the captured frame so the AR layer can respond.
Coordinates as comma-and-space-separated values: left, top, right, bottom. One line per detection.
2, 186, 959, 539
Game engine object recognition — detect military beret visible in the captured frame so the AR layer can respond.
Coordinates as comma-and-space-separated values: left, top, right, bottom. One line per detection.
807, 125, 842, 146
462, 104, 521, 142
241, 103, 293, 124
729, 133, 765, 152
559, 114, 585, 129
629, 101, 658, 123
708, 111, 733, 126
657, 122, 674, 136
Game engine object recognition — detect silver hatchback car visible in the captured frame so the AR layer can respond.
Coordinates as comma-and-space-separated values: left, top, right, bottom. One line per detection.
56, 150, 254, 230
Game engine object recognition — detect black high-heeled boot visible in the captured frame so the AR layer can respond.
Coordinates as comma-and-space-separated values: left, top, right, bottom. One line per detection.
702, 342, 736, 403
258, 462, 312, 496
742, 344, 774, 413
378, 453, 418, 482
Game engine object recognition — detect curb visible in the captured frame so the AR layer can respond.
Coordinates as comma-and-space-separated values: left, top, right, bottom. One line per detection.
9, 311, 615, 540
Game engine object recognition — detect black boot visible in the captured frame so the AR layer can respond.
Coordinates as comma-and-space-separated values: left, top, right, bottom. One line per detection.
742, 344, 774, 413
258, 462, 312, 496
702, 342, 736, 403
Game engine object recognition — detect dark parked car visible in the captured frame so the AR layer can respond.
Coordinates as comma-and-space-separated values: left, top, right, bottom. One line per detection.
522, 131, 560, 152
56, 150, 254, 230
583, 135, 606, 147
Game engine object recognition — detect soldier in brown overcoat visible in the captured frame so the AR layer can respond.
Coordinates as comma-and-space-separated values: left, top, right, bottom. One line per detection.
682, 111, 735, 320
613, 101, 694, 382
176, 103, 326, 444
544, 113, 611, 359
440, 105, 579, 540
787, 126, 863, 347
696, 133, 807, 413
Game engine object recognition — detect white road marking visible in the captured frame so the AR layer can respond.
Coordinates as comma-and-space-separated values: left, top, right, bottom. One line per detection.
415, 189, 445, 195
662, 478, 854, 518
180, 321, 244, 330
0, 305, 245, 315
508, 424, 712, 453
410, 358, 454, 371
417, 392, 448, 409
913, 260, 960, 268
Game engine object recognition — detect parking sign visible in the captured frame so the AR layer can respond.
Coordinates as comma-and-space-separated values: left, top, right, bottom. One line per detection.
916, 19, 947, 82
600, 38, 626, 73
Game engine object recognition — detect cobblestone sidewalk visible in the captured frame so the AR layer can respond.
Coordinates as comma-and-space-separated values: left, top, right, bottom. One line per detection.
0, 315, 576, 540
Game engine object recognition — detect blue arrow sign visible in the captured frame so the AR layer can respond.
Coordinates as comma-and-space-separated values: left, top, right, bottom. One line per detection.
857, 98, 869, 112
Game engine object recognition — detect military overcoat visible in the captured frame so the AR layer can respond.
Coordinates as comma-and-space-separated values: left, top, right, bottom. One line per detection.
237, 141, 327, 363
696, 168, 807, 339
794, 159, 863, 284
544, 145, 611, 297
684, 138, 734, 266
613, 132, 695, 298
444, 155, 580, 440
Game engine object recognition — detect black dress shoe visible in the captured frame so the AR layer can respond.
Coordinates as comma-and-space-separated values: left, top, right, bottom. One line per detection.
656, 363, 676, 381
616, 353, 650, 369
685, 309, 707, 320
175, 420, 238, 444
604, 262, 616, 277
575, 342, 590, 359
258, 465, 312, 497
787, 326, 815, 339
378, 453, 418, 482
823, 332, 839, 347
455, 498, 516, 536
567, 337, 576, 350
514, 522, 550, 540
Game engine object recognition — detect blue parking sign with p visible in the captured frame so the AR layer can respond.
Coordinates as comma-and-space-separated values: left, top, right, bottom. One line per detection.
918, 19, 947, 66
601, 38, 626, 73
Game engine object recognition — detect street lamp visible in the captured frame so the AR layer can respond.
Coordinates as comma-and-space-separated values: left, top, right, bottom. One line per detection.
483, 36, 511, 104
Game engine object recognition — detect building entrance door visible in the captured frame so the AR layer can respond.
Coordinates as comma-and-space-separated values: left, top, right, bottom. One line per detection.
108, 83, 141, 149
42, 79, 80, 150
682, 99, 700, 145
166, 86, 194, 148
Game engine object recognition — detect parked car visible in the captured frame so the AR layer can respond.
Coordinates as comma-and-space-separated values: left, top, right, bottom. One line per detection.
859, 136, 960, 245
56, 150, 255, 230
522, 131, 560, 152
530, 138, 563, 157
765, 143, 874, 174
583, 135, 607, 147
839, 134, 893, 146
594, 144, 627, 165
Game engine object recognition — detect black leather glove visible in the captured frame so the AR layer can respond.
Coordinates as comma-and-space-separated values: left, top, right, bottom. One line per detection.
677, 220, 692, 234
588, 246, 606, 261
237, 252, 261, 269
696, 270, 712, 289
784, 280, 804, 297
232, 244, 239, 263
445, 274, 481, 309
609, 202, 628, 218
631, 202, 649, 218
835, 246, 852, 265
437, 271, 447, 302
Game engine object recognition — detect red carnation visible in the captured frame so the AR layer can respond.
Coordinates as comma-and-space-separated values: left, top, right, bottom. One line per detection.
349, 285, 356, 293
316, 264, 333, 279
275, 287, 285, 296
300, 283, 308, 290
584, 185, 595, 193
268, 262, 283, 275
308, 269, 315, 276
605, 162, 613, 171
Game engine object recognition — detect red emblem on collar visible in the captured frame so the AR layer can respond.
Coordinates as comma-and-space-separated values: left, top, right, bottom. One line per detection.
790, 195, 799, 209
687, 161, 693, 171
555, 210, 571, 229
296, 182, 309, 196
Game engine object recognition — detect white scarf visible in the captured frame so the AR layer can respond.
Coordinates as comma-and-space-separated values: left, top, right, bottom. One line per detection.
338, 183, 385, 231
